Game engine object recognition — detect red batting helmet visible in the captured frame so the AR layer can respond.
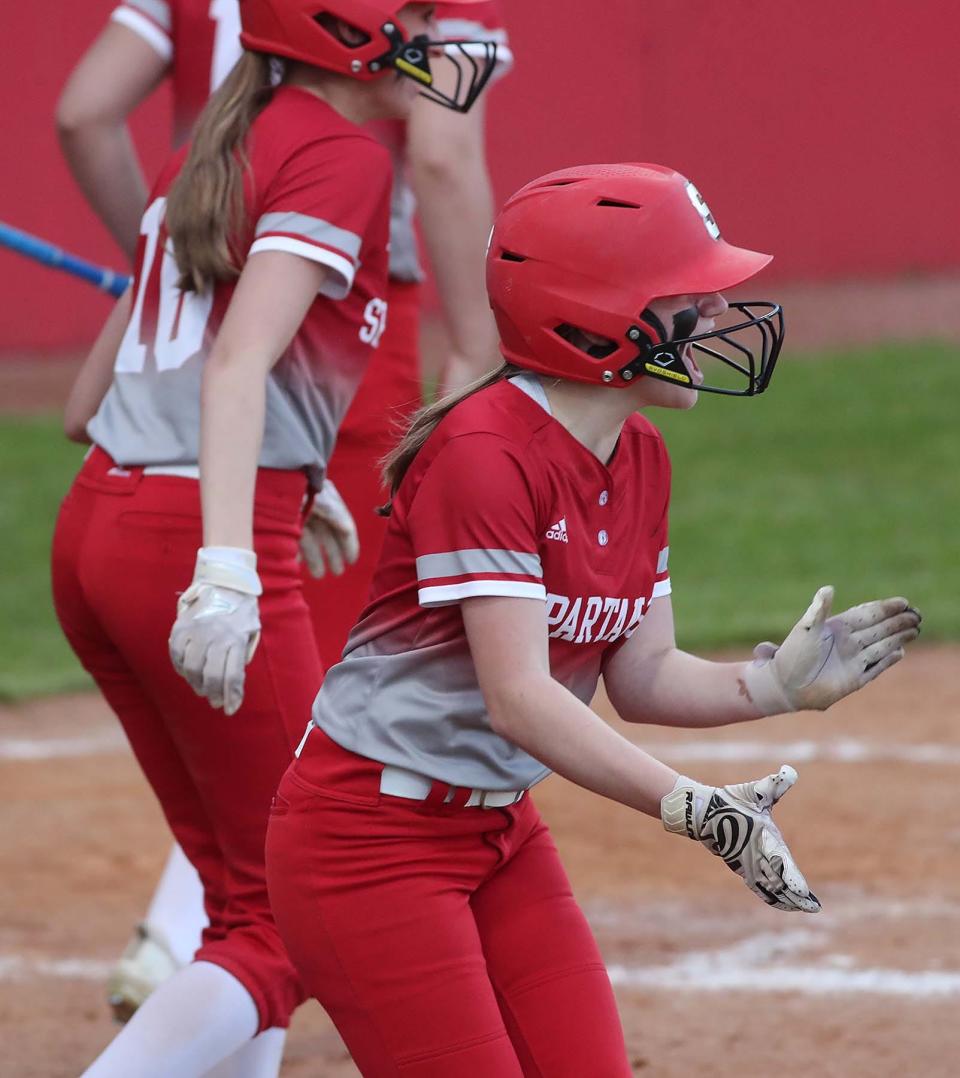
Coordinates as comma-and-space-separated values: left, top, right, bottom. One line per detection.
486, 163, 785, 395
239, 1, 497, 111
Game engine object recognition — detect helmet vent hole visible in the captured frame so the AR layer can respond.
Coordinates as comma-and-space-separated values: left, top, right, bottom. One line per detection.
554, 324, 618, 360
596, 198, 642, 209
313, 13, 371, 48
499, 251, 527, 262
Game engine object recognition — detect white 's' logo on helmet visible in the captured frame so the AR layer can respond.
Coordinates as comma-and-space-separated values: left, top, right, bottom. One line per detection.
685, 181, 721, 240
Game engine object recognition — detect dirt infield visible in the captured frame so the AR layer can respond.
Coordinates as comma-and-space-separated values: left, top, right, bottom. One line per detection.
2, 646, 958, 1077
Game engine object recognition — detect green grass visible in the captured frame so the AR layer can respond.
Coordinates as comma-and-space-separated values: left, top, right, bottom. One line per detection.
656, 340, 959, 650
0, 419, 88, 699
0, 340, 957, 699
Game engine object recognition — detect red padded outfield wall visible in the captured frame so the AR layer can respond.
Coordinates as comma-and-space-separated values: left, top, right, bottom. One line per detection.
1, 0, 958, 352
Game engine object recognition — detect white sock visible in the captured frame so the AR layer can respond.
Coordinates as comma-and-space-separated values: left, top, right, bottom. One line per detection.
82, 961, 259, 1078
202, 1028, 286, 1078
145, 844, 208, 966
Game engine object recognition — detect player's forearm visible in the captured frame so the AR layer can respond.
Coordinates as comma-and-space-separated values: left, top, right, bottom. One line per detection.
606, 648, 763, 728
57, 122, 148, 261
64, 289, 132, 441
410, 141, 499, 391
485, 673, 678, 817
199, 352, 268, 551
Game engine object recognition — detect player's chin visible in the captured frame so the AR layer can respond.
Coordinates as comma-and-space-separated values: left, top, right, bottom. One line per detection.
371, 75, 419, 120
673, 387, 699, 410
645, 381, 699, 411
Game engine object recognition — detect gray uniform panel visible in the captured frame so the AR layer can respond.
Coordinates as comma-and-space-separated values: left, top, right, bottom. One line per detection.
313, 630, 601, 791
90, 350, 345, 490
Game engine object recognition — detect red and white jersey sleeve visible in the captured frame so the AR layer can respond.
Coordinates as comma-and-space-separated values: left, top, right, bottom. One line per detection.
111, 0, 242, 144
652, 513, 671, 601
111, 0, 174, 61
406, 434, 545, 607
248, 123, 390, 301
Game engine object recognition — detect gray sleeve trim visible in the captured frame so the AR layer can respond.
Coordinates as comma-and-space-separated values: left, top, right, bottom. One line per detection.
255, 212, 362, 261
416, 548, 542, 582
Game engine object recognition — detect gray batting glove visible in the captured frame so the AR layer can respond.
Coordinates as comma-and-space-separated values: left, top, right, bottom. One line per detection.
744, 586, 921, 715
662, 766, 821, 913
299, 480, 360, 578
169, 547, 262, 716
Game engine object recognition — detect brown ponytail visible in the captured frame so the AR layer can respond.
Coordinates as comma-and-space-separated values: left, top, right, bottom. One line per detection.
379, 362, 517, 515
165, 52, 276, 293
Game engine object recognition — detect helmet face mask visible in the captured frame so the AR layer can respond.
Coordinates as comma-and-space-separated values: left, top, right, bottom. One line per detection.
369, 24, 498, 113
486, 163, 787, 397
239, 1, 496, 112
618, 300, 785, 396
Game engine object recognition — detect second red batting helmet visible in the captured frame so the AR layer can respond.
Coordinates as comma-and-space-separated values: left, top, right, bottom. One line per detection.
239, 1, 496, 111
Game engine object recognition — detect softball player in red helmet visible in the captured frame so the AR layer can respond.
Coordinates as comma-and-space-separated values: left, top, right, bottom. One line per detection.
52, 3, 495, 1076
265, 163, 921, 1076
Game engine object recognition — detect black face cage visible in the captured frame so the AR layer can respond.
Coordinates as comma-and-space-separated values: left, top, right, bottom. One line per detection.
618, 301, 785, 396
369, 24, 497, 113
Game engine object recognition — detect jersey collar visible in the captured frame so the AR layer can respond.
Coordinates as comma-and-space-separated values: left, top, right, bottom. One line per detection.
507, 371, 552, 414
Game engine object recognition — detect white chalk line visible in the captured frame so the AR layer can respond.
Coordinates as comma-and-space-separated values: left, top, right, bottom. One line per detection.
607, 962, 960, 997
4, 902, 958, 994
4, 730, 960, 765
0, 955, 113, 981
606, 925, 960, 998
0, 729, 126, 760
4, 942, 959, 998
642, 737, 960, 767
590, 900, 960, 998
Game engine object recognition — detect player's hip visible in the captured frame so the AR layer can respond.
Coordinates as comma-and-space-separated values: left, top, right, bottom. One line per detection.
268, 724, 546, 863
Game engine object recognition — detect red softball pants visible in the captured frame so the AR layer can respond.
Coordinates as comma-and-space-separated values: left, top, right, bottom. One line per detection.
306, 280, 422, 671
51, 447, 318, 1031
265, 727, 632, 1077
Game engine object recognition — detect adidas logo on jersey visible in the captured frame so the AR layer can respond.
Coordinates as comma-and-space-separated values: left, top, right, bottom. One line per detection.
545, 518, 569, 543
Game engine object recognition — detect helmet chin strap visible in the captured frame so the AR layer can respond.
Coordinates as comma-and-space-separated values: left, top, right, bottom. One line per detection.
616, 306, 698, 386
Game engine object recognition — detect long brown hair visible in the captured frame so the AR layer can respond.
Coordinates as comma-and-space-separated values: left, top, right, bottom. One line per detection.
165, 51, 276, 293
379, 362, 517, 515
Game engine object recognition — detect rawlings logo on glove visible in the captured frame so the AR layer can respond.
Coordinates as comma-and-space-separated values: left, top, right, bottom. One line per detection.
662, 765, 821, 913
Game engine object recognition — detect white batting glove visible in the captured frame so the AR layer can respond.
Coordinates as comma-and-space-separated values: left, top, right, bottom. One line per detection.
744, 586, 921, 715
299, 480, 360, 578
662, 766, 821, 913
169, 547, 262, 716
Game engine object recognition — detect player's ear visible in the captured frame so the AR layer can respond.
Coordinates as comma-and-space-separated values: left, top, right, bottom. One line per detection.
315, 14, 371, 48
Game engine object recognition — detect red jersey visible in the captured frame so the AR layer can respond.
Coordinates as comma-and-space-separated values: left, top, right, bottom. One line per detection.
89, 87, 392, 488
111, 1, 511, 279
313, 373, 672, 789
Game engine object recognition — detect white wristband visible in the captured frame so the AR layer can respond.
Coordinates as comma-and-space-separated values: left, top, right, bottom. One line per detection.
743, 660, 794, 716
660, 774, 710, 838
193, 546, 263, 596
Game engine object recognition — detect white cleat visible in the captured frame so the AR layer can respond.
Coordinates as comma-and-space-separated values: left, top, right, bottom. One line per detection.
106, 922, 181, 1023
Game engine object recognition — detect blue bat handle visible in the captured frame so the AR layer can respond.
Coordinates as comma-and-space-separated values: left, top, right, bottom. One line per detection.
0, 220, 132, 298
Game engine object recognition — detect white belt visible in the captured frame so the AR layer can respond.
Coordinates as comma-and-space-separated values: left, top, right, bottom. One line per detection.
379, 765, 525, 809
143, 464, 201, 479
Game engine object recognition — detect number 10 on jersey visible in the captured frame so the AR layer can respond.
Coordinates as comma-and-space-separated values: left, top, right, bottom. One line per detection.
116, 198, 214, 374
